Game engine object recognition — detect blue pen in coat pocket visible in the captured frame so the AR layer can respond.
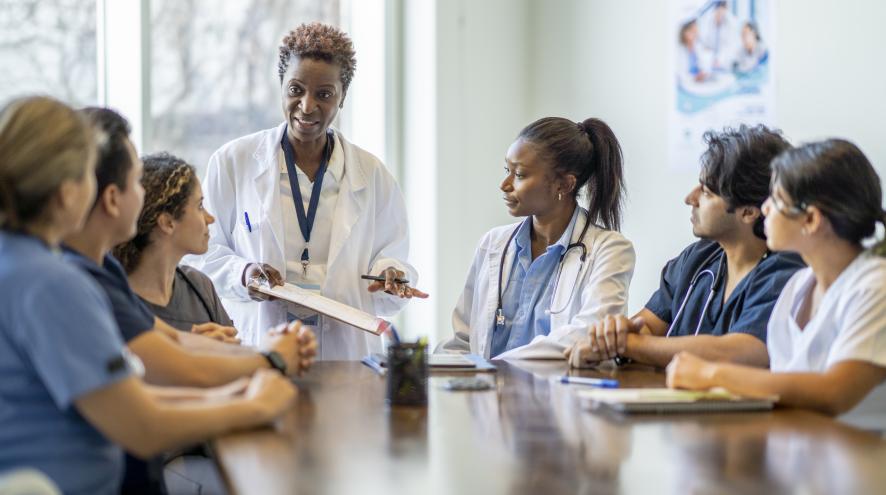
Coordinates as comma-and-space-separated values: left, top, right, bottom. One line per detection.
244, 212, 253, 232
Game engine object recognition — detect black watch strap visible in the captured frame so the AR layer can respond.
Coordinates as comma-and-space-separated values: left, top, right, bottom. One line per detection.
613, 355, 633, 367
262, 351, 287, 375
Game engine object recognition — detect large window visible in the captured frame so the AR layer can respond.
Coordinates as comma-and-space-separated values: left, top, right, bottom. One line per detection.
148, 0, 340, 173
0, 0, 98, 105
0, 0, 384, 178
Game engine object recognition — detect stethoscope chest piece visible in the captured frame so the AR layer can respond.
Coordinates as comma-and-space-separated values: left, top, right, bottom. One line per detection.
495, 211, 592, 325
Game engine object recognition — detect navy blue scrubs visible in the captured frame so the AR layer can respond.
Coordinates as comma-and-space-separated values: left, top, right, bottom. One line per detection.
645, 240, 805, 341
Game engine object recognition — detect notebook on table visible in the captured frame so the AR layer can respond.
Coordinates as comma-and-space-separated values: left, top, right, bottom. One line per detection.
578, 388, 776, 414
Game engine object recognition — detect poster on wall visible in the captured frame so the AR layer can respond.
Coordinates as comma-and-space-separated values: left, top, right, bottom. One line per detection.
669, 0, 776, 171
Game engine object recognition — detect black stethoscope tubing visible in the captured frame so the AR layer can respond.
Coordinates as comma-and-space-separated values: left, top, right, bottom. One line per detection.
495, 210, 592, 327
664, 247, 770, 337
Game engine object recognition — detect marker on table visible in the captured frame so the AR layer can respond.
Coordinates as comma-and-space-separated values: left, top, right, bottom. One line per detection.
559, 376, 619, 388
361, 274, 410, 284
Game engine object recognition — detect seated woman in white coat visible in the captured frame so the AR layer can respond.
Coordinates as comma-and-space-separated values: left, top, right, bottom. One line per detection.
667, 139, 886, 429
441, 117, 636, 359
190, 23, 426, 357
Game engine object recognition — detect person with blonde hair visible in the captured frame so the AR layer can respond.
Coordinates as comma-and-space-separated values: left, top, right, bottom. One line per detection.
0, 96, 297, 495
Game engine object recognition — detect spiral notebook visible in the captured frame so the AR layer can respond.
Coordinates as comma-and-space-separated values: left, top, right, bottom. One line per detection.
578, 388, 776, 414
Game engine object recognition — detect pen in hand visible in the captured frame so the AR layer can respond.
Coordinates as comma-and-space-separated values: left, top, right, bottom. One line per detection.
361, 274, 410, 284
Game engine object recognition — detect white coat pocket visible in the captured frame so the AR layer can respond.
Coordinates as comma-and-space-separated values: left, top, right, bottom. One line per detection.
232, 214, 261, 251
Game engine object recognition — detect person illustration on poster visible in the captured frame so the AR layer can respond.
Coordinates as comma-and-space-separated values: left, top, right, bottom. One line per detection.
734, 21, 769, 75
698, 0, 740, 71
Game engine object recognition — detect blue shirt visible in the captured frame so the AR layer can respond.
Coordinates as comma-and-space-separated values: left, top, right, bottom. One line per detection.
645, 240, 805, 341
491, 209, 577, 357
0, 232, 131, 495
62, 248, 155, 342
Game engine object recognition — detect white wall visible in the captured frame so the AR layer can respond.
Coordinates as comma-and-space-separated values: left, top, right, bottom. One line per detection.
403, 0, 886, 343
529, 0, 886, 315
401, 0, 532, 343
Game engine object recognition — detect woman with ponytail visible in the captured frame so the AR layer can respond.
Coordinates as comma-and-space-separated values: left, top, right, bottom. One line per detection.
667, 139, 886, 428
440, 117, 636, 359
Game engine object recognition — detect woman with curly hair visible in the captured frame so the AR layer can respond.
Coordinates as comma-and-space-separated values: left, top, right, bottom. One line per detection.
0, 96, 297, 495
189, 22, 426, 354
114, 152, 239, 343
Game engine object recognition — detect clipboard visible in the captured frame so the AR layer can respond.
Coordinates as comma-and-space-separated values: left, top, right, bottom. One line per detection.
250, 282, 390, 335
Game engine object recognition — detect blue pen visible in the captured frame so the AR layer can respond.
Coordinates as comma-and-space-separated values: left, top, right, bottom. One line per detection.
560, 376, 619, 388
388, 324, 401, 345
244, 212, 252, 232
361, 356, 387, 376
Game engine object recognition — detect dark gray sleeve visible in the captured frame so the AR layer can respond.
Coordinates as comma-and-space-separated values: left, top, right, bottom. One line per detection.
178, 265, 234, 327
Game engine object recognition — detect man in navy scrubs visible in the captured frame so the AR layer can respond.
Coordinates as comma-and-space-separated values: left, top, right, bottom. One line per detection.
568, 125, 804, 368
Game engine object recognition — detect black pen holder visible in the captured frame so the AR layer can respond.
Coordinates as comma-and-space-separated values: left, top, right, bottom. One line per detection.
386, 341, 428, 406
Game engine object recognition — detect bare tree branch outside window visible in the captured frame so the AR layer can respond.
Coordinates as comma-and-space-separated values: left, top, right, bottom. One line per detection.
0, 0, 97, 106
149, 0, 340, 176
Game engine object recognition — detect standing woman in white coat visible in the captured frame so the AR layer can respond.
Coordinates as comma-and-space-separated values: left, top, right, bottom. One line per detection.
192, 23, 426, 358
442, 117, 636, 359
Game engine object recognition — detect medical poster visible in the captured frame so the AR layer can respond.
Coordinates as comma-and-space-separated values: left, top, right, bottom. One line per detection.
668, 0, 776, 171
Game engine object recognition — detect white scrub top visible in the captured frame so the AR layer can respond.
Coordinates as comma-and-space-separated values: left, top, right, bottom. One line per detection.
767, 251, 886, 429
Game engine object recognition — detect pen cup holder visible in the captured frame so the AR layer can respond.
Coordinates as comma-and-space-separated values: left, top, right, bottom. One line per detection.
386, 342, 428, 406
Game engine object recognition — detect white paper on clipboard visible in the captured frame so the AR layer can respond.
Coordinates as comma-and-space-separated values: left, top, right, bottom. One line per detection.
251, 282, 389, 335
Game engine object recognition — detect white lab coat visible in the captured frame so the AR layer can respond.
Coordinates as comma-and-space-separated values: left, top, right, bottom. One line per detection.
441, 209, 635, 360
188, 122, 416, 359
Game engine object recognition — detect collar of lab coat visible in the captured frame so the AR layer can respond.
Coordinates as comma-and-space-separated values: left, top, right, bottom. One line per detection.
497, 207, 589, 292
275, 130, 346, 185
253, 122, 363, 187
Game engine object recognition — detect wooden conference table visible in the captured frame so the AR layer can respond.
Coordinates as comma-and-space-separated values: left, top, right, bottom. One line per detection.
213, 361, 886, 495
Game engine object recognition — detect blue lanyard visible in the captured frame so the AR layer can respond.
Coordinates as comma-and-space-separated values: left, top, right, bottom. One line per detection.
280, 127, 334, 274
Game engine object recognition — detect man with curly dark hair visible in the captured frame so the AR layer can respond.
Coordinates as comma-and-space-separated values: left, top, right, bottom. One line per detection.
191, 23, 427, 359
567, 124, 805, 369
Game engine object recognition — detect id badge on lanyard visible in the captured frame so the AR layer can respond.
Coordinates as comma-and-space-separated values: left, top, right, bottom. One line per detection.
280, 126, 334, 277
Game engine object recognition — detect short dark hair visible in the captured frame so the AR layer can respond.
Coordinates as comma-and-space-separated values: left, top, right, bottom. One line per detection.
278, 22, 357, 93
518, 117, 626, 231
78, 107, 133, 204
772, 139, 886, 254
700, 124, 792, 239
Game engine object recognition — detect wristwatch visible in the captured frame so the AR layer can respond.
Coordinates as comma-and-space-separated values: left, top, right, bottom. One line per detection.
613, 355, 633, 367
262, 351, 287, 375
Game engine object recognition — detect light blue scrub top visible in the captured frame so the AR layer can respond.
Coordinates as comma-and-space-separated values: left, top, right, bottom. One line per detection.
0, 232, 131, 495
490, 208, 578, 357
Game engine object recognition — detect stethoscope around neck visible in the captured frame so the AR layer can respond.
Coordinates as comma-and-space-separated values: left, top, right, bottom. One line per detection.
665, 249, 725, 337
494, 210, 592, 328
665, 247, 770, 338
